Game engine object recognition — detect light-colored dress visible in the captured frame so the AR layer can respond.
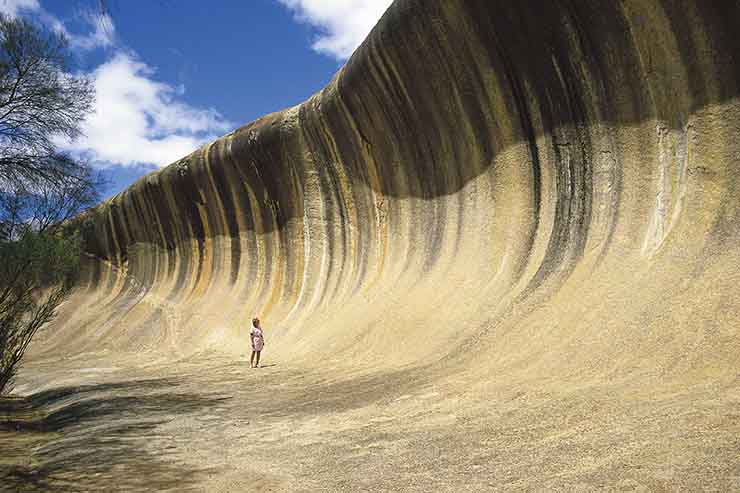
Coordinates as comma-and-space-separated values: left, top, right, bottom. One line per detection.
250, 325, 264, 352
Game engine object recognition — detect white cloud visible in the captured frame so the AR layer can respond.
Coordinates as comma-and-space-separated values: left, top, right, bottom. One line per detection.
68, 11, 115, 50
0, 0, 39, 18
63, 53, 232, 168
0, 0, 114, 51
4, 2, 229, 169
277, 0, 393, 60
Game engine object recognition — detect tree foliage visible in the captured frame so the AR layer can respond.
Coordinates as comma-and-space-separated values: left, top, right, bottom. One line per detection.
0, 230, 81, 392
0, 14, 99, 395
0, 15, 93, 188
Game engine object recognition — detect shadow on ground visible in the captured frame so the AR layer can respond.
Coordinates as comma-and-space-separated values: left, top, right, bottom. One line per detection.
0, 378, 228, 492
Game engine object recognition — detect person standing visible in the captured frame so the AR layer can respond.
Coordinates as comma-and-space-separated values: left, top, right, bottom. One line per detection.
250, 317, 265, 368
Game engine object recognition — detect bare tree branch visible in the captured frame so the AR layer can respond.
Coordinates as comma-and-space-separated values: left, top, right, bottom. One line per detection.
0, 14, 99, 395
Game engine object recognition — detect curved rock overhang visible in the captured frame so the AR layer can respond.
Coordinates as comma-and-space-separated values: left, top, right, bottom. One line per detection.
42, 0, 740, 385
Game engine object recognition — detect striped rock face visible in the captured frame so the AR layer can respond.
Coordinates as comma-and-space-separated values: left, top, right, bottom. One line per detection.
14, 1, 740, 489
35, 0, 740, 409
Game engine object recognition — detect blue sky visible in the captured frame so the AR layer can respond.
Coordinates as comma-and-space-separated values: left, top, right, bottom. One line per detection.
0, 0, 392, 198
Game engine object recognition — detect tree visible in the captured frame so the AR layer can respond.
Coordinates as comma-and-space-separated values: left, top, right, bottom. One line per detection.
0, 14, 99, 395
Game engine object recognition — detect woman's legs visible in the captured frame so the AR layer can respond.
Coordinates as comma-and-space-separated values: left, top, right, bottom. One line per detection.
255, 351, 261, 367
250, 350, 256, 367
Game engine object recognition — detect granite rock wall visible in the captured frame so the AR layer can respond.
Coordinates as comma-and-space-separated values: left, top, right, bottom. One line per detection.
40, 0, 740, 382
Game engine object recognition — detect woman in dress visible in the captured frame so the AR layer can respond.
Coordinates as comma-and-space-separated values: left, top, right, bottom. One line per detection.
250, 317, 265, 368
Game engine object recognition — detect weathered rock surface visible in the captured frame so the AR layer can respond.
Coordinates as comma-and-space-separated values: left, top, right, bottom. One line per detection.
12, 0, 740, 490
56, 0, 740, 370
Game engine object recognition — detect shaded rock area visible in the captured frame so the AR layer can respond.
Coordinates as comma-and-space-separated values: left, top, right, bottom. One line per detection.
3, 0, 740, 490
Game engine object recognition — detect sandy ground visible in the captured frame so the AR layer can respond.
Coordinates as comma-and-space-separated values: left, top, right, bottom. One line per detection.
2, 351, 739, 492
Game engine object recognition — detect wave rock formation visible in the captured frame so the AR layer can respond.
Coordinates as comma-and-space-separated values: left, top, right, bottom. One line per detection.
46, 0, 740, 374
20, 0, 740, 488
